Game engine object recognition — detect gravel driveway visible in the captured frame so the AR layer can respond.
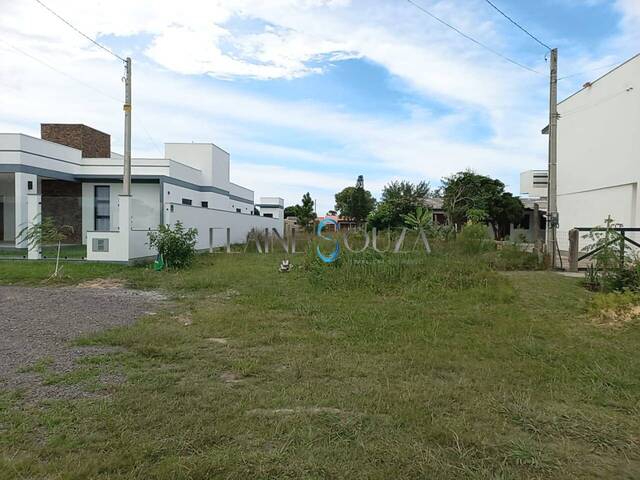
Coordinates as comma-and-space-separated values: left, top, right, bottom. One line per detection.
0, 283, 166, 399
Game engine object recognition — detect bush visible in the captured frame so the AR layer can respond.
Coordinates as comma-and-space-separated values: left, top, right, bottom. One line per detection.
489, 243, 541, 271
148, 221, 198, 269
456, 223, 493, 254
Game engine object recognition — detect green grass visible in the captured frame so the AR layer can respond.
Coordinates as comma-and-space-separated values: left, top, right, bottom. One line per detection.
1, 250, 639, 479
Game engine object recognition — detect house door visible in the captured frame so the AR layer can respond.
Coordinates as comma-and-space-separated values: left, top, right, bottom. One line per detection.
0, 200, 4, 240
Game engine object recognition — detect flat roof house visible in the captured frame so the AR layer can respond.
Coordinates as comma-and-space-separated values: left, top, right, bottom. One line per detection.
544, 53, 639, 250
0, 123, 284, 262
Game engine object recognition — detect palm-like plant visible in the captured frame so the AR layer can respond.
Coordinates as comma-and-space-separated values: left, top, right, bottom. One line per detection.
402, 206, 433, 231
17, 215, 74, 278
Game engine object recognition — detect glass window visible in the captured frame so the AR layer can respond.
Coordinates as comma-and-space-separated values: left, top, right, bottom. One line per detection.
182, 198, 192, 206
94, 186, 110, 231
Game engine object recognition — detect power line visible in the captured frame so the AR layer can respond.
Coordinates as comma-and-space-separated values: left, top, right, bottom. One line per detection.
33, 0, 126, 63
0, 38, 122, 103
405, 0, 542, 75
482, 0, 551, 50
558, 61, 622, 81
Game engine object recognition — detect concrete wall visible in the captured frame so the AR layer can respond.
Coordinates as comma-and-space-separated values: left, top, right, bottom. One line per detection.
165, 202, 284, 250
82, 182, 160, 242
556, 54, 640, 249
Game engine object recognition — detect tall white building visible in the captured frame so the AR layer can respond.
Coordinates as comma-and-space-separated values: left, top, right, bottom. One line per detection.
546, 53, 639, 249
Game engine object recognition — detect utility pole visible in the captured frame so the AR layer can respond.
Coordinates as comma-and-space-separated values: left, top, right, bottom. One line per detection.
123, 57, 132, 196
546, 48, 558, 267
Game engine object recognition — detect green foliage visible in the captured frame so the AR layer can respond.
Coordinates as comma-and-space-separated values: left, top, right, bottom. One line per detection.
147, 221, 198, 269
368, 180, 432, 229
334, 185, 376, 225
582, 216, 639, 292
466, 208, 488, 224
490, 243, 542, 271
441, 170, 524, 238
16, 215, 74, 277
456, 223, 492, 254
286, 192, 317, 230
402, 206, 433, 231
17, 215, 73, 249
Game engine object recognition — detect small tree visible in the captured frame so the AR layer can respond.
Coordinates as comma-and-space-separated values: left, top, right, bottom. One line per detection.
18, 216, 73, 278
148, 221, 198, 269
402, 206, 433, 231
296, 192, 317, 231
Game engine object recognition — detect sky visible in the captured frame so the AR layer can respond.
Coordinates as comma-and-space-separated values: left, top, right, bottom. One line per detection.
1, 0, 638, 214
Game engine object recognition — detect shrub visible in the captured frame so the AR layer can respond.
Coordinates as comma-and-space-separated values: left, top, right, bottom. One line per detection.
489, 243, 541, 271
456, 223, 493, 254
148, 221, 198, 269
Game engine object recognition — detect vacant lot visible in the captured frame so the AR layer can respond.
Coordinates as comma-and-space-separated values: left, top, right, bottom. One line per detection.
0, 250, 639, 479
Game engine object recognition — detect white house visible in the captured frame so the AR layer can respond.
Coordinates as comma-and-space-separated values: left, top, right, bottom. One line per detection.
0, 123, 284, 262
547, 53, 639, 250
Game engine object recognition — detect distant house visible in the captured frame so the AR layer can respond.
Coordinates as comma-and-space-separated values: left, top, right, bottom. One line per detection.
542, 53, 640, 249
0, 123, 284, 262
423, 195, 545, 242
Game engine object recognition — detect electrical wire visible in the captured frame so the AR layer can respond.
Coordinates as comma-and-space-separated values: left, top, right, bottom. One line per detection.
2, 38, 163, 157
0, 38, 122, 103
558, 61, 623, 81
405, 0, 543, 75
482, 0, 551, 50
33, 0, 126, 63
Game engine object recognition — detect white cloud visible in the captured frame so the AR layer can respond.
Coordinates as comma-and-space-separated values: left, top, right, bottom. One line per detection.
0, 0, 634, 212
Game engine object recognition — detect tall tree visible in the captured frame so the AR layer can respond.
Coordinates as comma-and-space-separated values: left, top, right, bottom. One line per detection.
441, 170, 524, 238
296, 192, 317, 231
334, 186, 376, 225
368, 180, 431, 228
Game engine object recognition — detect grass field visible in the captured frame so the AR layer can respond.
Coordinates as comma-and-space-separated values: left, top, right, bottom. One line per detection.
1, 247, 639, 479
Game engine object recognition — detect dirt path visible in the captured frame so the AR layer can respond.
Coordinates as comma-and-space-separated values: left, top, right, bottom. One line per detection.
0, 283, 166, 400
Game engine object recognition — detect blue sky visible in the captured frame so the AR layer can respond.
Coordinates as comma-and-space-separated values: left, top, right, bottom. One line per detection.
1, 0, 638, 213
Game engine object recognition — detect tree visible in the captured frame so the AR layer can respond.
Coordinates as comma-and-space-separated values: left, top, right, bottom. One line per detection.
284, 205, 298, 218
441, 170, 524, 239
334, 186, 376, 225
295, 192, 316, 229
18, 215, 73, 278
368, 180, 431, 229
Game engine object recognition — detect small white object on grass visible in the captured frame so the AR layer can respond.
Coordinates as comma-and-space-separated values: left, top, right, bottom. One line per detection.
279, 259, 291, 272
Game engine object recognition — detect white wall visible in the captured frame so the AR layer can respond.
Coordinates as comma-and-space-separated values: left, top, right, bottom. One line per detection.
556, 55, 640, 250
163, 182, 230, 211
165, 202, 284, 250
82, 182, 160, 242
14, 172, 38, 247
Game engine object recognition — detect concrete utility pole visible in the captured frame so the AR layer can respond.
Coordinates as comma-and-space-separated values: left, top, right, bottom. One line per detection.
546, 48, 559, 267
123, 57, 132, 196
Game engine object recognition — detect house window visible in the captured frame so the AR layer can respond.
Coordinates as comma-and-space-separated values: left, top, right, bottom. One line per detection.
236, 208, 241, 213
27, 181, 33, 191
182, 198, 192, 206
201, 201, 209, 208
94, 186, 110, 231
263, 213, 273, 218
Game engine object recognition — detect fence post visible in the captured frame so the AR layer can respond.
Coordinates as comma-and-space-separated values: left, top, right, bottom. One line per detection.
226, 228, 231, 253
209, 228, 213, 253
264, 228, 270, 254
568, 228, 579, 272
291, 227, 297, 254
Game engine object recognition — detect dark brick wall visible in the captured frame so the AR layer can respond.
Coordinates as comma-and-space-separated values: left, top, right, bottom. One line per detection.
41, 124, 111, 158
42, 180, 82, 244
